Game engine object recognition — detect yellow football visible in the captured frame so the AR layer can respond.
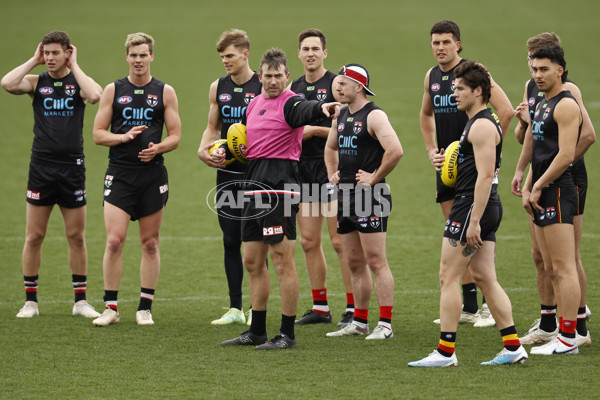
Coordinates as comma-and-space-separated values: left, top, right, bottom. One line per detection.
227, 123, 248, 163
209, 139, 236, 167
441, 140, 460, 188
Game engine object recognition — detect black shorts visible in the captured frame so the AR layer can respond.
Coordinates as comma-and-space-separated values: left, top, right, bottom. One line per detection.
26, 161, 86, 208
444, 196, 502, 243
532, 185, 577, 227
241, 193, 298, 244
436, 172, 455, 204
576, 185, 587, 216
299, 158, 336, 203
103, 163, 169, 221
337, 184, 391, 234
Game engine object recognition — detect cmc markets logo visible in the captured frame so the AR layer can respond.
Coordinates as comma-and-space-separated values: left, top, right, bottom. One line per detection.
206, 180, 279, 220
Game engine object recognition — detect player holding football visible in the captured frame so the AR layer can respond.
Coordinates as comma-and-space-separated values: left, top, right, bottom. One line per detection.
521, 47, 583, 355
420, 20, 513, 327
409, 61, 527, 367
289, 28, 354, 327
324, 64, 403, 340
511, 33, 594, 348
221, 48, 340, 349
198, 29, 263, 326
1, 30, 102, 319
92, 32, 181, 326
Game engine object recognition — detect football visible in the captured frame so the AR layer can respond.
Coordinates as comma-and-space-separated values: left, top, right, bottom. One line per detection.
227, 123, 248, 163
440, 140, 460, 187
209, 139, 237, 167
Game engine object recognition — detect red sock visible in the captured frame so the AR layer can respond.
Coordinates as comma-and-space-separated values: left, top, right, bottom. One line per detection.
311, 289, 329, 314
379, 305, 393, 322
346, 293, 355, 310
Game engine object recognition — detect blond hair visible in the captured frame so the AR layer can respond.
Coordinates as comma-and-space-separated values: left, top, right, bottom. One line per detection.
217, 29, 250, 53
125, 32, 154, 54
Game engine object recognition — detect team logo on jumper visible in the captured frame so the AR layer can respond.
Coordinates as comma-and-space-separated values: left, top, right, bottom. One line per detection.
534, 109, 540, 118
450, 80, 456, 91
543, 107, 551, 120
26, 190, 40, 200
263, 226, 283, 236
296, 93, 306, 99
528, 97, 536, 106
369, 216, 380, 228
117, 96, 133, 104
219, 93, 232, 102
338, 123, 345, 131
147, 94, 158, 107
39, 87, 54, 95
317, 89, 327, 101
244, 93, 256, 104
104, 175, 113, 188
545, 207, 556, 219
431, 83, 440, 92
65, 85, 76, 96
449, 221, 461, 234
353, 122, 363, 134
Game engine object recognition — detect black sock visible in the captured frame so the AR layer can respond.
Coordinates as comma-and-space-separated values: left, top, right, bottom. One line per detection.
24, 275, 39, 303
577, 307, 588, 336
539, 304, 557, 332
280, 314, 296, 340
250, 309, 267, 337
138, 287, 155, 311
462, 283, 478, 314
72, 274, 87, 303
103, 290, 118, 310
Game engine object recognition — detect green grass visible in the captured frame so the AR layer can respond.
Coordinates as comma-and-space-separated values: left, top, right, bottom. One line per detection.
1, 0, 599, 398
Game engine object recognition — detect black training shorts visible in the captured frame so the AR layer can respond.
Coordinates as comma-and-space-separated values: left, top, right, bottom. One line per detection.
444, 196, 502, 243
26, 161, 86, 208
103, 163, 168, 221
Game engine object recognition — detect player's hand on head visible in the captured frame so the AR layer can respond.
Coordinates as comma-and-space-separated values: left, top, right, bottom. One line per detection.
34, 43, 45, 65
66, 45, 77, 67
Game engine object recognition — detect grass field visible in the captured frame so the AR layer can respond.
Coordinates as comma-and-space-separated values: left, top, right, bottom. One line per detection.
1, 0, 599, 398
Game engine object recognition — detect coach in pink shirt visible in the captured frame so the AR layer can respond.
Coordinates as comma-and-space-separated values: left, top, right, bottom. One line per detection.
222, 48, 340, 350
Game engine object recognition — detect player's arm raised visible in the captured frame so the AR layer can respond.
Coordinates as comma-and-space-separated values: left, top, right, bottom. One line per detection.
67, 44, 102, 104
324, 118, 340, 185
1, 43, 44, 98
138, 84, 181, 162
466, 119, 498, 249
488, 75, 514, 138
356, 110, 403, 186
419, 68, 440, 168
198, 80, 225, 168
